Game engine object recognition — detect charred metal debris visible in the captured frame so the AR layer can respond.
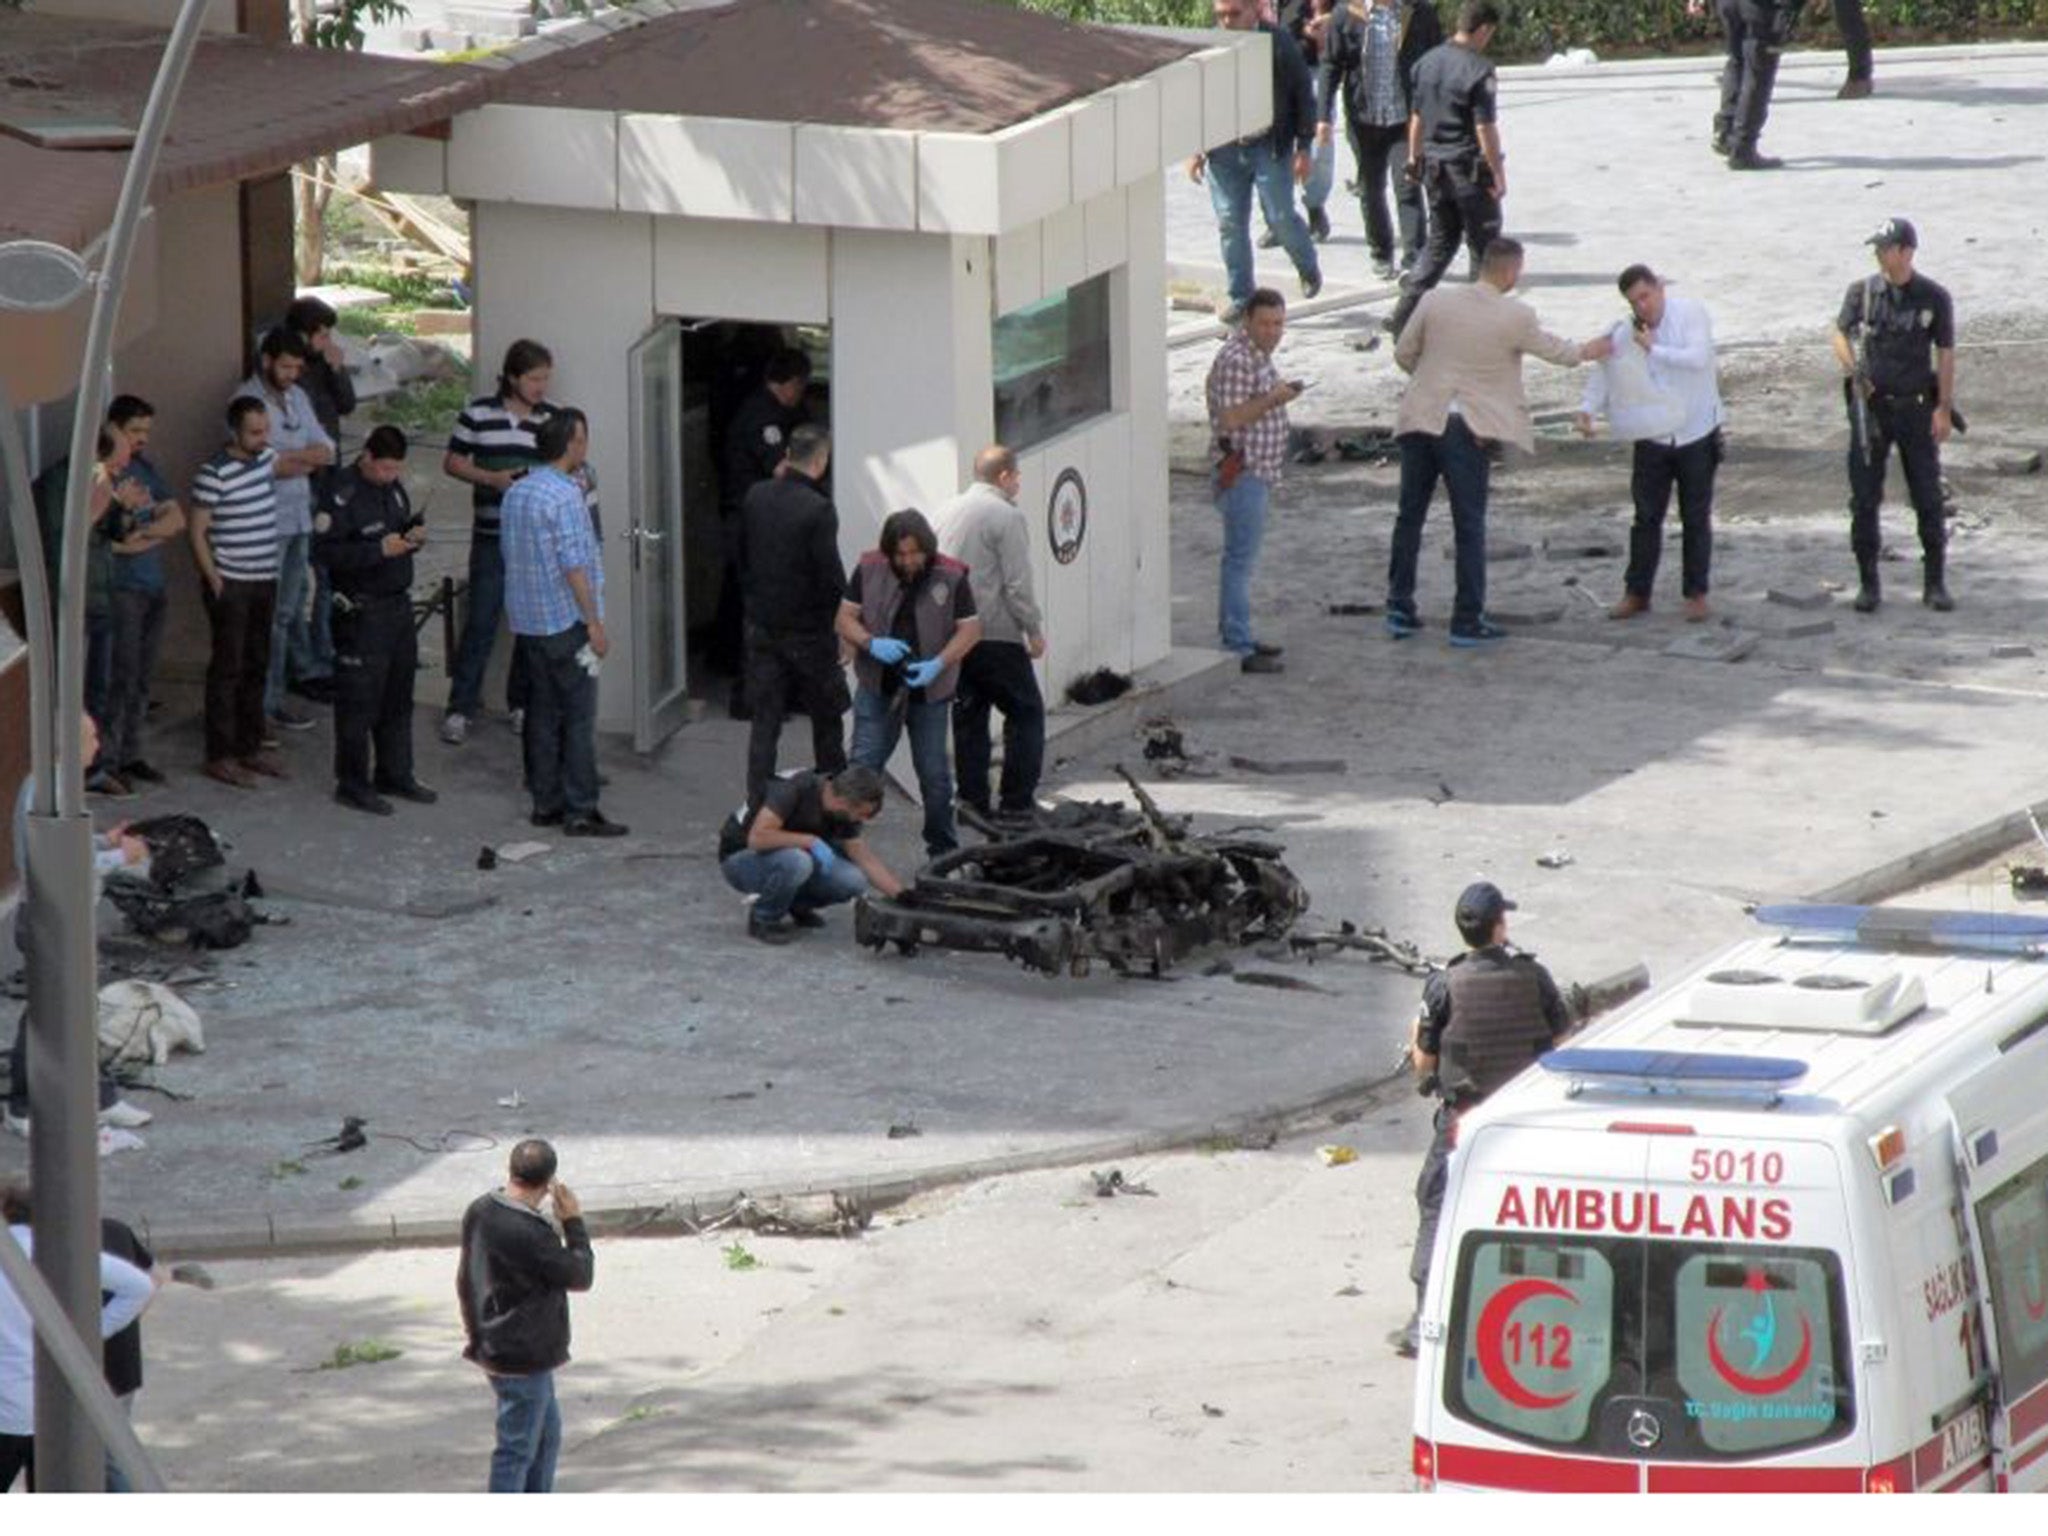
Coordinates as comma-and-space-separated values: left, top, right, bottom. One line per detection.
853, 767, 1311, 977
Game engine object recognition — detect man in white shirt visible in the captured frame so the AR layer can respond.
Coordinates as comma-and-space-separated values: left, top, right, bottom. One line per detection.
1577, 265, 1726, 623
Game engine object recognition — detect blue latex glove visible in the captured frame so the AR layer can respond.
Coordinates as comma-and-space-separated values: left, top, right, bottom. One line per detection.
903, 658, 943, 689
867, 636, 911, 665
809, 839, 838, 876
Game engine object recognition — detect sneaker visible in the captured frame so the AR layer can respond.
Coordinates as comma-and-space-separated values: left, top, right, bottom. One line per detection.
440, 713, 470, 746
268, 708, 316, 733
1308, 206, 1332, 243
121, 759, 166, 785
335, 785, 395, 816
1388, 1319, 1420, 1359
1239, 652, 1285, 675
376, 778, 440, 805
1726, 148, 1783, 171
749, 915, 797, 945
98, 1126, 146, 1157
1449, 618, 1509, 648
1251, 641, 1285, 658
98, 1099, 153, 1130
564, 811, 629, 838
1385, 609, 1423, 640
1217, 301, 1246, 326
1371, 256, 1396, 280
1300, 271, 1324, 302
3, 1107, 27, 1138
86, 771, 135, 800
787, 907, 828, 930
508, 708, 525, 735
1923, 581, 1955, 612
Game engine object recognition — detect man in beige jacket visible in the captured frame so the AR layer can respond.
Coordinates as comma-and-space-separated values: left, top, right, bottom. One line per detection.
1385, 236, 1608, 645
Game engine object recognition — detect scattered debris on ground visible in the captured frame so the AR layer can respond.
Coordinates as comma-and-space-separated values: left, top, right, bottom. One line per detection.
1091, 1169, 1155, 1198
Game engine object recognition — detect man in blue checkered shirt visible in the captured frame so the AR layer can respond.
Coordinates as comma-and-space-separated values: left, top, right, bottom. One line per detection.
501, 409, 627, 837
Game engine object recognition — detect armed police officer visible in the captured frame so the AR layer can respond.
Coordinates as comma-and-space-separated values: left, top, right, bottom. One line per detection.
1831, 218, 1958, 615
1393, 881, 1570, 1358
313, 426, 437, 815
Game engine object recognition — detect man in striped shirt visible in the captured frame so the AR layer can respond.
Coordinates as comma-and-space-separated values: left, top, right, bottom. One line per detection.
502, 410, 627, 838
189, 396, 288, 788
442, 339, 556, 746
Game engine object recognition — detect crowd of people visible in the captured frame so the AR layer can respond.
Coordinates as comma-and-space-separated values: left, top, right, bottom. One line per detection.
1199, 0, 1961, 663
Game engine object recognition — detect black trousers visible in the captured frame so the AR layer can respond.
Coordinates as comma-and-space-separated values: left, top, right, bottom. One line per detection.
0, 1432, 32, 1492
1834, 0, 1873, 79
202, 577, 275, 762
6, 1005, 118, 1119
1714, 0, 1788, 152
518, 625, 600, 819
743, 627, 849, 808
1351, 120, 1424, 265
332, 593, 418, 795
1848, 390, 1946, 571
1410, 1103, 1456, 1290
1624, 431, 1721, 599
1388, 155, 1500, 336
952, 640, 1047, 817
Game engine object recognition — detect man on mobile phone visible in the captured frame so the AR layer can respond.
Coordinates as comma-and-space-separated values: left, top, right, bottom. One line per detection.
1203, 290, 1303, 675
458, 1139, 595, 1494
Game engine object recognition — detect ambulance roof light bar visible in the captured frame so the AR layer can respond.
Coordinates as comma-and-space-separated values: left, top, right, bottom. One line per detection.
1754, 903, 2048, 957
1540, 1047, 1807, 1106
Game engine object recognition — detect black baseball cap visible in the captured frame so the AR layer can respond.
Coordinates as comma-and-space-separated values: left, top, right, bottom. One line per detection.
1454, 881, 1516, 931
1866, 217, 1917, 250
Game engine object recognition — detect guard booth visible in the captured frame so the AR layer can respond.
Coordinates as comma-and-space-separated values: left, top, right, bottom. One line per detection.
370, 0, 1278, 748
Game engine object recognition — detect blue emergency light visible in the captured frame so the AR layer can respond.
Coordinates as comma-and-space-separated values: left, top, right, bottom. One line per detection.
1754, 903, 2048, 954
1539, 1048, 1807, 1102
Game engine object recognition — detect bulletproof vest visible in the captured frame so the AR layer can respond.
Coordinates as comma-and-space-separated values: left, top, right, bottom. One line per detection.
1439, 955, 1552, 1103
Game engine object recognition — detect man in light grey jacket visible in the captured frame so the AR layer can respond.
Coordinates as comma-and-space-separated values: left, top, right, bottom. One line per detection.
934, 446, 1047, 830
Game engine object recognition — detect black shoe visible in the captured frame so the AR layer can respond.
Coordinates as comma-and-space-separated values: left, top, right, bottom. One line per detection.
1388, 1319, 1420, 1359
121, 759, 165, 785
1727, 148, 1783, 170
1251, 641, 1285, 658
290, 676, 337, 705
563, 811, 629, 838
788, 907, 828, 930
1923, 581, 1955, 612
1308, 206, 1332, 243
376, 778, 440, 804
1240, 652, 1285, 675
1371, 256, 1396, 280
1449, 618, 1509, 648
1853, 582, 1881, 614
1710, 131, 1730, 156
1301, 271, 1323, 301
749, 915, 797, 945
334, 785, 394, 816
727, 687, 752, 722
1837, 77, 1874, 98
531, 809, 565, 827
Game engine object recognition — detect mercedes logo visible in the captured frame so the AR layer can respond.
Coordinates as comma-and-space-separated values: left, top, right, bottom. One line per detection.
1627, 1408, 1663, 1450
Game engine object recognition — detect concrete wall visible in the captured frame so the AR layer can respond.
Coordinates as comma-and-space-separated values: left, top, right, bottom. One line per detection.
470, 200, 655, 734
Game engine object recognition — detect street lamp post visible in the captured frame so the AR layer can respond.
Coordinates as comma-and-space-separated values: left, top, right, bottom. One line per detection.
0, 0, 208, 1492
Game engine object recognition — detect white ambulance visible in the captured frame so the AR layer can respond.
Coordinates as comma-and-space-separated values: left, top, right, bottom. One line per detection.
1412, 904, 2048, 1494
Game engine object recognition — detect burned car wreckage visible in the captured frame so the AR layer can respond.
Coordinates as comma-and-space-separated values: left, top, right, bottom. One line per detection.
852, 771, 1309, 976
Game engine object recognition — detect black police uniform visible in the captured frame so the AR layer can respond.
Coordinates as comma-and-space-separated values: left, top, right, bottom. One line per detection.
1712, 0, 1791, 164
1407, 944, 1569, 1322
737, 469, 849, 809
313, 468, 422, 801
1388, 38, 1502, 338
710, 386, 811, 689
1837, 264, 1956, 603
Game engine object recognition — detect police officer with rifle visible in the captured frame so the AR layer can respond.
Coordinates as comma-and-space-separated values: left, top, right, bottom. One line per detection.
313, 426, 437, 815
1392, 881, 1570, 1358
1831, 218, 1960, 615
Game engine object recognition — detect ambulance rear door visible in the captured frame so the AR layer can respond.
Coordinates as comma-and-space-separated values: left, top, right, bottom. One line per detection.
1946, 1049, 2048, 1490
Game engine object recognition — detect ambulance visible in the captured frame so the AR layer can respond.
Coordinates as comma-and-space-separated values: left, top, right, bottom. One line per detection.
1411, 904, 2048, 1494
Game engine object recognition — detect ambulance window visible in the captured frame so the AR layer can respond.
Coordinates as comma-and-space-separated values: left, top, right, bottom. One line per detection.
1975, 1172, 2048, 1402
1670, 1247, 1852, 1455
1446, 1239, 1616, 1446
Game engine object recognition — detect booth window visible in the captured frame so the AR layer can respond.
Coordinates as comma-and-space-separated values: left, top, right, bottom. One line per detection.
993, 274, 1111, 452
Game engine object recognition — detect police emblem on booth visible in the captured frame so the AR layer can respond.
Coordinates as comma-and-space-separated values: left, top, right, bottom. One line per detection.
1047, 468, 1087, 566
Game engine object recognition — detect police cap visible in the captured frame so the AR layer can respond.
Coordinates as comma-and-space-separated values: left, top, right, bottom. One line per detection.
1454, 881, 1516, 932
1866, 217, 1917, 251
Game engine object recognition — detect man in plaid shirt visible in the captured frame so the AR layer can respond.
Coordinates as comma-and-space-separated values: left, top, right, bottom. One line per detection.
1204, 289, 1305, 675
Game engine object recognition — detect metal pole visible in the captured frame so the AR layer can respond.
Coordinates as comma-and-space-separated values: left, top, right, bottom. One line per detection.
19, 0, 209, 1493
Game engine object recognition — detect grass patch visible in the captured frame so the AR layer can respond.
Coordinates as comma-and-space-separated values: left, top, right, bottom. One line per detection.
371, 377, 471, 438
722, 1241, 760, 1272
336, 306, 418, 340
316, 1340, 403, 1371
328, 264, 459, 310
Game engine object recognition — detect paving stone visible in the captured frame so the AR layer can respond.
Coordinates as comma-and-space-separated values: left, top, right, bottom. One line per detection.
1760, 617, 1837, 640
1663, 629, 1759, 664
1488, 604, 1566, 626
1542, 536, 1623, 561
1993, 643, 2036, 659
1767, 585, 1833, 610
1443, 540, 1533, 562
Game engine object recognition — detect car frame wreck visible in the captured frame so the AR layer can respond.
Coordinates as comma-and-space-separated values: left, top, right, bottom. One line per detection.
852, 771, 1309, 976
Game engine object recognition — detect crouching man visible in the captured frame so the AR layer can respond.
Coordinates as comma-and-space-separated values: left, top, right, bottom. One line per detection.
718, 764, 904, 944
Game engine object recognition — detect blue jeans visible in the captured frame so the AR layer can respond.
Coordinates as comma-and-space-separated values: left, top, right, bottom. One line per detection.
851, 686, 957, 859
447, 535, 503, 719
264, 531, 326, 714
488, 1370, 561, 1493
722, 846, 870, 922
1303, 79, 1336, 212
1205, 140, 1320, 307
1214, 470, 1270, 656
1388, 415, 1492, 632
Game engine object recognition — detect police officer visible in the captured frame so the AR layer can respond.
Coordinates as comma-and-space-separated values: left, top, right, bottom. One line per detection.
1830, 217, 1958, 614
1392, 881, 1570, 1358
313, 425, 437, 815
1709, 0, 1791, 169
738, 423, 848, 810
714, 347, 813, 718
